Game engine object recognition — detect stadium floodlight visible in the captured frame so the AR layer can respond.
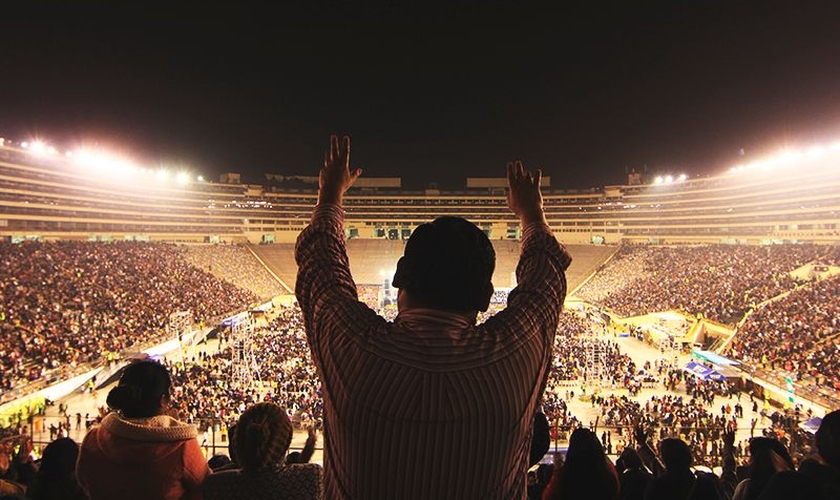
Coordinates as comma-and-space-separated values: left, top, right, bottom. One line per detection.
29, 141, 48, 155
176, 172, 190, 185
20, 141, 29, 148
678, 174, 688, 181
654, 176, 664, 184
196, 175, 204, 182
156, 169, 170, 181
665, 175, 674, 184
777, 150, 802, 164
806, 146, 826, 158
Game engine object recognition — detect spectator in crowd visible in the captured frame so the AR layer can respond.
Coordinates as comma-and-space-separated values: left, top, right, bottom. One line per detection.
0, 442, 25, 498
636, 426, 732, 500
528, 463, 554, 500
814, 409, 840, 483
616, 447, 652, 500
26, 437, 86, 500
792, 408, 840, 499
756, 408, 840, 500
732, 437, 794, 500
530, 411, 551, 469
295, 136, 570, 498
207, 455, 233, 472
542, 427, 619, 500
203, 402, 321, 500
76, 360, 209, 499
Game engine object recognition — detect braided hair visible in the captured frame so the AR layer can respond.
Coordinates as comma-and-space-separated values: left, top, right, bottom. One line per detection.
234, 402, 293, 471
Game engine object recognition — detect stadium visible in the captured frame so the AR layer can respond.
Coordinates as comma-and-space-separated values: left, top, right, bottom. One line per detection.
1, 135, 840, 495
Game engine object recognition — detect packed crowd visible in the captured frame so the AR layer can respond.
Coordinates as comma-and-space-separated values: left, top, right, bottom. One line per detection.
1, 296, 836, 499
181, 244, 287, 301
575, 244, 832, 324
729, 274, 840, 390
3, 358, 839, 500
166, 306, 323, 432
0, 241, 258, 397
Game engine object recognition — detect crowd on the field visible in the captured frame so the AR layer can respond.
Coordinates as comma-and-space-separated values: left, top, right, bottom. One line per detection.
0, 241, 259, 397
166, 306, 324, 432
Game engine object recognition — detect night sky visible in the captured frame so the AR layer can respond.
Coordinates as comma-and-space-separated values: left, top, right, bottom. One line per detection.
1, 1, 840, 189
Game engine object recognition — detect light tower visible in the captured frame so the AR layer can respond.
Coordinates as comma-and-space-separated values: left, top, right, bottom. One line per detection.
229, 312, 261, 389
584, 331, 608, 392
168, 310, 193, 366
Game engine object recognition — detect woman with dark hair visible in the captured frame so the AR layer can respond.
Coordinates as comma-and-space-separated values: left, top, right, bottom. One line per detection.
27, 437, 86, 500
542, 427, 619, 500
732, 437, 794, 500
76, 360, 209, 499
204, 402, 321, 500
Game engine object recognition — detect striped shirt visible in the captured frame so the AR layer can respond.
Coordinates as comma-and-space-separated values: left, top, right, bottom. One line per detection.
295, 204, 571, 499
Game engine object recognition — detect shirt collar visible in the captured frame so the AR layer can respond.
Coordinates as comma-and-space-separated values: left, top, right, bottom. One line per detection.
395, 308, 475, 331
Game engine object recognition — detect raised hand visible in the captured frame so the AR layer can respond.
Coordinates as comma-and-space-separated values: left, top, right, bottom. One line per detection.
633, 425, 648, 445
319, 134, 362, 206
722, 429, 735, 449
506, 160, 545, 225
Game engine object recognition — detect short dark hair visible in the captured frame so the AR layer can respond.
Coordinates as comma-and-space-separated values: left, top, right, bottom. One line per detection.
393, 217, 495, 312
816, 409, 840, 468
659, 438, 692, 471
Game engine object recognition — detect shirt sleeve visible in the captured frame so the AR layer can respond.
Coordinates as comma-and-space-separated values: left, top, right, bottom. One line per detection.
484, 221, 571, 351
294, 203, 379, 355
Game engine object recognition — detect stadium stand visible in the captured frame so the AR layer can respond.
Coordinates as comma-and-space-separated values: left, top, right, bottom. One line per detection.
0, 241, 258, 401
181, 244, 287, 300
574, 244, 829, 324
1, 137, 840, 498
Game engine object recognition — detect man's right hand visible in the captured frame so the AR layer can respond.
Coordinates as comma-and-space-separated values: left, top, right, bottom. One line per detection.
507, 160, 545, 226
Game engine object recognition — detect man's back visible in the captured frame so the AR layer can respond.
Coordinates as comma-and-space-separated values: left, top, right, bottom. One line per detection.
295, 137, 569, 498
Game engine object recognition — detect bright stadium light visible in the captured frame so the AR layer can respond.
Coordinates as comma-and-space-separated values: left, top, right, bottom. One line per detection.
20, 141, 29, 148
777, 150, 802, 164
30, 141, 48, 156
156, 169, 170, 181
678, 173, 688, 181
806, 146, 826, 158
665, 175, 674, 183
654, 176, 663, 184
196, 175, 204, 182
176, 172, 190, 185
